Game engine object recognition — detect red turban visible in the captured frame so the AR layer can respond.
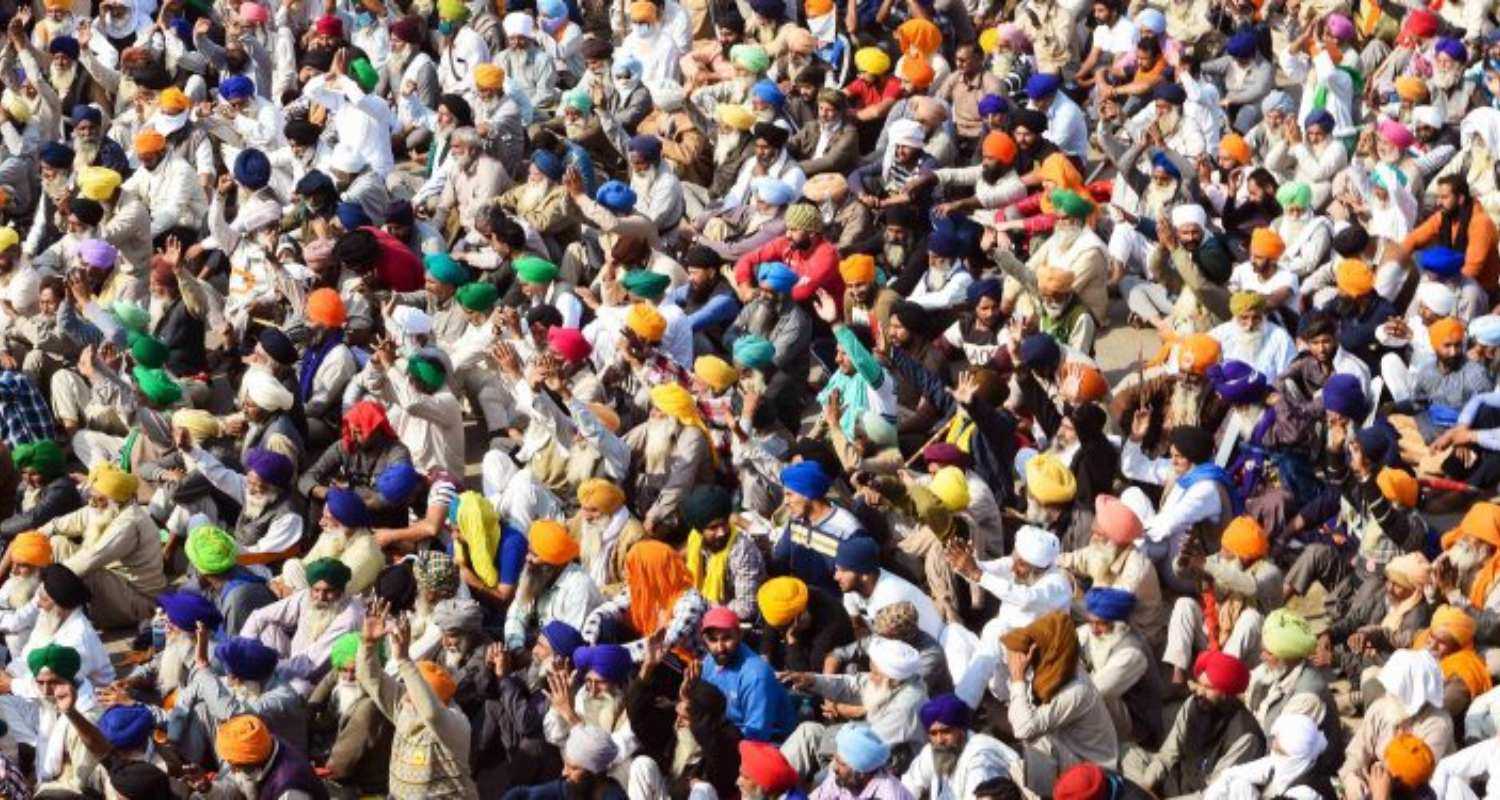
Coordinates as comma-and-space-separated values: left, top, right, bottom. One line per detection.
1193, 650, 1250, 695
341, 401, 396, 453
548, 327, 592, 363
1053, 763, 1106, 800
738, 741, 798, 793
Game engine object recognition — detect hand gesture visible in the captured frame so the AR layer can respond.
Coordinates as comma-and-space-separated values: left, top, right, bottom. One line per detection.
53, 679, 76, 714
944, 540, 980, 580
362, 598, 390, 642
546, 664, 578, 718
1156, 219, 1177, 249
175, 425, 194, 453
1367, 762, 1392, 800
562, 165, 584, 197
67, 270, 94, 308
194, 622, 211, 668
812, 288, 839, 324
372, 334, 397, 369
1005, 643, 1035, 681
161, 236, 183, 268
6, 14, 24, 46
76, 18, 91, 48
193, 17, 212, 37
486, 643, 511, 678
387, 612, 411, 660
778, 671, 814, 690
491, 340, 521, 377
680, 658, 701, 699
1130, 406, 1153, 442
951, 369, 980, 405
640, 627, 667, 677
216, 172, 236, 197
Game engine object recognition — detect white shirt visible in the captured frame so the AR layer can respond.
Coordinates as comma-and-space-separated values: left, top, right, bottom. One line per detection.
1208, 319, 1298, 380
902, 733, 1019, 800
1431, 737, 1500, 800
1119, 440, 1225, 549
185, 447, 304, 557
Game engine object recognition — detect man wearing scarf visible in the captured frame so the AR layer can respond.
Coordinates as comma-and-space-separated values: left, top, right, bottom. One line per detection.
308, 632, 394, 797
18, 643, 102, 790
1165, 516, 1282, 683
1078, 588, 1165, 749
1403, 174, 1500, 293
581, 540, 708, 659
363, 343, 464, 478
1420, 605, 1490, 730
241, 557, 365, 691
117, 590, 219, 705
901, 694, 1016, 800
183, 431, 305, 563
1434, 502, 1500, 612
728, 259, 812, 387
171, 634, 306, 767
621, 384, 712, 530
1124, 651, 1266, 795
1268, 182, 1333, 280
568, 478, 645, 593
502, 521, 602, 651
427, 598, 489, 715
1208, 291, 1298, 379
781, 635, 929, 775
1339, 649, 1452, 800
682, 485, 764, 620
299, 400, 413, 515
293, 288, 358, 447
1244, 609, 1342, 756
498, 153, 577, 248
1204, 712, 1333, 798
542, 643, 636, 773
0, 532, 52, 656
283, 487, 383, 597
1120, 423, 1237, 593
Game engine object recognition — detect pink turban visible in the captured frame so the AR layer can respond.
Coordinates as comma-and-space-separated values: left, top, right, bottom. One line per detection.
1377, 119, 1415, 150
1326, 13, 1354, 40
1094, 494, 1144, 546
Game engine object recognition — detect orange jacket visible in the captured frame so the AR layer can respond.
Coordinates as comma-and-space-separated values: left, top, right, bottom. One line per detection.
1404, 204, 1500, 291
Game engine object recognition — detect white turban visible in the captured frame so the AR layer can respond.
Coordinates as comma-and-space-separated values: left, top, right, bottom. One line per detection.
890, 119, 925, 149
1269, 713, 1327, 762
1471, 314, 1500, 346
1416, 282, 1456, 317
647, 80, 686, 112
234, 197, 282, 234
328, 142, 367, 174
503, 11, 536, 38
868, 637, 921, 682
1260, 90, 1293, 115
1170, 204, 1208, 230
389, 304, 433, 336
564, 725, 618, 774
1378, 648, 1445, 716
241, 368, 293, 412
1014, 525, 1060, 569
432, 598, 484, 633
1412, 105, 1444, 129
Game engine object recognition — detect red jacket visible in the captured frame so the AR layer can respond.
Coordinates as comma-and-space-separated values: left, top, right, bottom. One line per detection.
733, 236, 843, 304
367, 227, 424, 292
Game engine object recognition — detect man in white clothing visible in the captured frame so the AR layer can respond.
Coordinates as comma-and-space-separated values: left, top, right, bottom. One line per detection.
902, 694, 1018, 800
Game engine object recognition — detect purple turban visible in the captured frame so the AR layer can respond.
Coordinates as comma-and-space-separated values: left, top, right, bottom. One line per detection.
1208, 360, 1269, 404
1434, 37, 1467, 62
573, 645, 632, 684
1322, 373, 1367, 420
214, 636, 279, 682
156, 590, 224, 632
78, 239, 118, 269
919, 694, 972, 729
1325, 13, 1354, 40
244, 447, 293, 489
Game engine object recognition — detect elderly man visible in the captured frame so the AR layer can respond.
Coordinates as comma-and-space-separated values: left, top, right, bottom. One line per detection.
0, 533, 54, 655
1077, 588, 1164, 747
995, 189, 1108, 326
1118, 423, 1235, 593
2, 441, 81, 537
241, 558, 365, 690
541, 643, 641, 782
179, 438, 305, 568
1125, 204, 1233, 333
806, 724, 911, 799
18, 643, 103, 790
308, 633, 393, 797
506, 725, 625, 799
1209, 291, 1297, 379
502, 521, 603, 651
200, 715, 323, 800
1163, 516, 1283, 683
171, 634, 307, 767
780, 636, 929, 775
901, 695, 1017, 800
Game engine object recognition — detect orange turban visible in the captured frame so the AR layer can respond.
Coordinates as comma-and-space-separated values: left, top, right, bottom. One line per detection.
1377, 467, 1419, 508
625, 302, 666, 343
1395, 76, 1428, 103
1250, 228, 1285, 259
1442, 502, 1500, 608
898, 56, 935, 89
1428, 316, 1465, 350
805, 0, 833, 14
1073, 366, 1107, 402
1336, 259, 1374, 297
133, 129, 167, 156
216, 716, 274, 766
1430, 604, 1477, 647
417, 660, 459, 703
474, 63, 504, 90
981, 131, 1017, 165
895, 18, 941, 56
1178, 333, 1222, 375
839, 254, 876, 283
1383, 733, 1435, 789
628, 0, 658, 21
529, 520, 579, 565
577, 478, 625, 513
1037, 265, 1074, 294
10, 532, 51, 567
1221, 516, 1269, 560
1219, 133, 1251, 165
306, 287, 347, 327
159, 87, 191, 113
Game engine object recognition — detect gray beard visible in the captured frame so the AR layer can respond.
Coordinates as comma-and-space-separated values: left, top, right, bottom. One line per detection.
75, 139, 99, 166
1233, 326, 1267, 356
242, 488, 278, 519
1049, 224, 1081, 253
333, 679, 364, 715
579, 691, 623, 731
931, 745, 961, 777
159, 636, 194, 690
6, 574, 37, 610
1432, 68, 1460, 90
442, 646, 467, 670
1165, 381, 1205, 429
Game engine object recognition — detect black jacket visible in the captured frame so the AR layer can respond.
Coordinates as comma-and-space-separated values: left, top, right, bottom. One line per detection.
1, 477, 83, 538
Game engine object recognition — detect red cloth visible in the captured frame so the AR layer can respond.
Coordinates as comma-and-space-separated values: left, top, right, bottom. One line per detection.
844, 76, 903, 109
1193, 650, 1250, 695
341, 400, 397, 452
1053, 763, 1106, 800
738, 741, 798, 793
732, 235, 843, 304
547, 327, 592, 362
367, 227, 425, 292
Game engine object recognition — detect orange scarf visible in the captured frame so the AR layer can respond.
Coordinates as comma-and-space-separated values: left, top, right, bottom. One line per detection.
624, 540, 693, 639
1000, 612, 1078, 703
1442, 650, 1493, 698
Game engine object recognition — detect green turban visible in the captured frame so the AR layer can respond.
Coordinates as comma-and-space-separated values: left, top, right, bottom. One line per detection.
406, 355, 447, 392
514, 255, 560, 285
348, 57, 378, 93
563, 89, 593, 115
1262, 608, 1317, 660
1275, 181, 1312, 210
620, 269, 670, 300
437, 0, 468, 21
111, 300, 149, 333
1049, 189, 1093, 219
329, 631, 381, 669
456, 282, 500, 313
729, 43, 770, 74
732, 335, 775, 370
306, 557, 353, 590
424, 252, 471, 286
12, 441, 65, 479
128, 331, 169, 369
28, 643, 81, 681
185, 525, 237, 575
132, 366, 182, 408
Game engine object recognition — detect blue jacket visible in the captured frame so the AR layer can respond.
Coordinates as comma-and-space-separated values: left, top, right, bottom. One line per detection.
702, 643, 797, 742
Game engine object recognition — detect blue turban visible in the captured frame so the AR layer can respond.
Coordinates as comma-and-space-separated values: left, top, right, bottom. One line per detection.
233, 148, 271, 190
214, 636, 279, 682
244, 447, 293, 489
1435, 37, 1467, 62
1153, 82, 1187, 105
70, 104, 101, 126
834, 536, 879, 573
732, 335, 775, 370
756, 261, 798, 292
1084, 587, 1137, 622
835, 724, 890, 772
220, 75, 255, 100
751, 79, 786, 107
977, 94, 1006, 116
1418, 246, 1464, 277
376, 461, 422, 505
928, 228, 960, 257
573, 644, 632, 683
1018, 332, 1061, 372
538, 0, 567, 16
49, 36, 80, 60
754, 177, 796, 206
97, 705, 155, 750
1150, 150, 1181, 180
1356, 425, 1395, 465
326, 487, 372, 528
541, 621, 585, 660
1305, 109, 1335, 132
628, 134, 662, 162
424, 251, 471, 285
156, 590, 224, 632
532, 149, 564, 181
1471, 315, 1500, 346
967, 277, 1002, 303
595, 180, 636, 213
749, 0, 784, 18
781, 460, 832, 500
296, 169, 335, 197
1322, 373, 1367, 419
613, 56, 643, 79
39, 142, 73, 167
1226, 29, 1257, 58
1025, 73, 1062, 100
1207, 360, 1268, 404
336, 202, 371, 230
918, 694, 972, 729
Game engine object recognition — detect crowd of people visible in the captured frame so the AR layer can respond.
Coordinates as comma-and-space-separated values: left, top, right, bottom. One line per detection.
3, 0, 1500, 795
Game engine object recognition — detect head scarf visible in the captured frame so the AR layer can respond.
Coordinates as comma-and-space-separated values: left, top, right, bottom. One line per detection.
341, 400, 396, 452
1000, 612, 1077, 702
624, 540, 693, 639
1378, 648, 1445, 716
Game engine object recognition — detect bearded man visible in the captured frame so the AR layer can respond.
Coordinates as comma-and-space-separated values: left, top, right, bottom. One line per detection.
172, 633, 307, 766
309, 632, 394, 797
1057, 496, 1166, 649
542, 643, 635, 768
1110, 333, 1226, 453
182, 440, 305, 567
780, 637, 929, 775
202, 715, 324, 800
683, 485, 765, 620
17, 643, 102, 788
1078, 588, 1166, 747
241, 558, 365, 691
498, 151, 577, 245
114, 590, 221, 705
429, 598, 489, 715
997, 189, 1108, 324
0, 533, 54, 656
901, 695, 1017, 800
1209, 292, 1297, 379
234, 364, 303, 464
503, 521, 603, 651
182, 526, 278, 636
1438, 502, 1500, 612
2, 442, 82, 537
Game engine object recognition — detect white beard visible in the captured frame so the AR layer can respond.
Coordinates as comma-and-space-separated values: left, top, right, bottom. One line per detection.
579, 691, 623, 731
1432, 67, 1461, 90
230, 680, 263, 703
1165, 380, 1205, 429
333, 679, 364, 716
1156, 107, 1181, 135
714, 131, 743, 165
442, 646, 466, 670
1048, 223, 1082, 254
519, 180, 550, 208
302, 601, 339, 641
159, 635, 194, 690
1233, 325, 1267, 358
50, 64, 77, 95
6, 574, 37, 610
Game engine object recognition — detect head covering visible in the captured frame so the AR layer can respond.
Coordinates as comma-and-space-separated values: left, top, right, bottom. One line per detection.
473, 63, 504, 91
834, 536, 880, 574
1209, 360, 1269, 404
1221, 516, 1269, 560
1336, 258, 1375, 296
756, 262, 799, 293
157, 590, 223, 632
185, 525, 236, 575
108, 762, 172, 800
565, 725, 619, 773
781, 460, 832, 500
1091, 495, 1143, 546
28, 642, 81, 681
1170, 204, 1208, 229
620, 269, 670, 300
1378, 467, 1419, 508
595, 180, 637, 213
1014, 526, 1061, 568
625, 303, 667, 343
9, 532, 52, 567
739, 740, 798, 793
87, 462, 138, 503
574, 644, 633, 684
1383, 733, 1436, 789
1250, 227, 1286, 259
1305, 109, 1336, 132
1230, 291, 1266, 316
732, 335, 775, 370
758, 577, 808, 626
415, 550, 460, 596
1025, 454, 1076, 504
305, 558, 352, 590
77, 167, 122, 201
456, 282, 500, 313
835, 724, 890, 772
306, 287, 347, 327
329, 632, 364, 670
1378, 648, 1445, 715
423, 252, 470, 286
1429, 316, 1465, 351
1262, 609, 1317, 659
1322, 373, 1367, 419
701, 605, 739, 632
854, 46, 892, 75
1000, 612, 1076, 701
1153, 82, 1187, 105
1418, 246, 1464, 278
12, 441, 65, 479
233, 149, 271, 190
529, 520, 579, 565
1193, 650, 1250, 694
868, 637, 921, 682
215, 637, 279, 682
216, 716, 273, 766
540, 621, 584, 660
1176, 333, 1222, 376
133, 366, 182, 407
1084, 587, 1136, 622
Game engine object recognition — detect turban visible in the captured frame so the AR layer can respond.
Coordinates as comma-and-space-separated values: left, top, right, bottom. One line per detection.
133, 129, 166, 156
1250, 227, 1285, 259
242, 369, 293, 413
127, 331, 168, 368
531, 150, 564, 180
547, 327, 591, 363
88, 462, 138, 503
9, 532, 52, 567
99, 705, 155, 750
1429, 316, 1465, 350
1222, 516, 1269, 560
1178, 332, 1222, 375
757, 261, 799, 293
730, 44, 771, 73
432, 597, 484, 634
1324, 12, 1354, 38
595, 180, 636, 213
1025, 73, 1062, 100
732, 335, 775, 370
1154, 82, 1187, 105
628, 0, 658, 20
1418, 246, 1463, 277
306, 287, 347, 327
621, 268, 670, 299
240, 2, 269, 22
375, 563, 417, 613
562, 88, 593, 115
899, 56, 935, 88
981, 131, 1017, 165
840, 254, 876, 283
751, 79, 786, 107
529, 520, 579, 565
43, 564, 90, 610
158, 87, 191, 114
1170, 204, 1207, 229
1336, 258, 1375, 296
172, 409, 221, 441
28, 643, 81, 681
1322, 373, 1367, 419
424, 252, 470, 286
49, 36, 79, 59
325, 487, 371, 529
456, 282, 499, 313
1015, 525, 1061, 568
754, 178, 796, 206
1151, 150, 1182, 181
1193, 650, 1250, 694
314, 14, 343, 36
625, 303, 667, 343
12, 441, 65, 479
928, 227, 960, 257
0, 227, 17, 255
977, 94, 1006, 116
758, 576, 809, 626
1055, 764, 1107, 800
716, 103, 755, 131
215, 636, 278, 682
574, 645, 633, 684
335, 202, 371, 231
1209, 360, 1269, 405
682, 484, 732, 530
1276, 181, 1312, 210
1262, 609, 1317, 659
1025, 453, 1076, 504
753, 122, 790, 150
1094, 495, 1143, 546
1018, 333, 1062, 372
895, 17, 941, 55
1413, 104, 1443, 129
1384, 733, 1436, 789
1050, 189, 1093, 219
454, 491, 501, 588
415, 551, 459, 595
1395, 75, 1428, 103
834, 536, 879, 574
1402, 8, 1438, 38
1218, 133, 1252, 165
1377, 120, 1415, 150
216, 716, 273, 766
627, 134, 662, 163
1225, 28, 1257, 58
930, 466, 970, 512
233, 149, 271, 190
376, 462, 422, 507
564, 725, 619, 774
108, 762, 172, 800
219, 75, 255, 101
1230, 291, 1266, 316
740, 741, 799, 793
1084, 587, 1136, 622
1435, 37, 1467, 62
649, 384, 706, 438
329, 632, 364, 669
919, 694, 971, 729
578, 478, 626, 513
1472, 314, 1500, 346
1169, 426, 1214, 464
1304, 110, 1335, 132
785, 203, 822, 232
40, 142, 73, 167
782, 460, 832, 500
406, 355, 446, 392
78, 240, 118, 271
541, 621, 584, 660
869, 637, 920, 681
1430, 604, 1477, 648
835, 724, 890, 772
305, 557, 352, 590
77, 167, 123, 201
186, 525, 236, 575
514, 255, 560, 285
1378, 467, 1419, 508
157, 590, 222, 632
474, 63, 504, 90
854, 47, 891, 75
133, 366, 181, 407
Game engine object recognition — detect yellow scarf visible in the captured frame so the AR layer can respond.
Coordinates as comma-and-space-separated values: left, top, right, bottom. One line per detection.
942, 412, 976, 452
685, 526, 739, 604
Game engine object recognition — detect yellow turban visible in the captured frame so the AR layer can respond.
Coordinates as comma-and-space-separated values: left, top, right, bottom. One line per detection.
1221, 516, 1269, 560
159, 87, 191, 113
10, 532, 52, 567
216, 716, 274, 767
839, 254, 876, 284
855, 47, 892, 76
628, 0, 658, 21
1036, 265, 1074, 294
1177, 333, 1222, 375
694, 355, 738, 392
1430, 604, 1477, 648
1250, 227, 1285, 259
1230, 291, 1266, 316
1378, 467, 1419, 508
978, 27, 1000, 54
625, 302, 667, 343
757, 576, 809, 627
1336, 258, 1375, 297
1025, 453, 1076, 505
172, 409, 223, 440
650, 383, 706, 429
77, 166, 123, 202
88, 462, 138, 503
716, 103, 757, 132
455, 491, 501, 587
529, 520, 579, 565
1395, 75, 1428, 103
930, 466, 970, 512
0, 227, 19, 253
577, 478, 626, 513
474, 63, 505, 90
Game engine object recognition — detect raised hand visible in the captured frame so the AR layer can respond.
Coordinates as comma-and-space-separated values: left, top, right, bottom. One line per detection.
194, 622, 211, 668
388, 612, 411, 660
812, 288, 839, 324
362, 598, 390, 642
